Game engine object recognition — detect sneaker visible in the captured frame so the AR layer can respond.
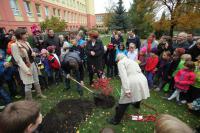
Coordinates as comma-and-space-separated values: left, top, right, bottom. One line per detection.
181, 100, 187, 104
177, 101, 182, 105
0, 105, 5, 110
37, 94, 47, 99
154, 87, 160, 92
15, 95, 22, 99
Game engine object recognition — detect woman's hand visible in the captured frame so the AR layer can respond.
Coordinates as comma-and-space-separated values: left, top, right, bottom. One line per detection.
32, 52, 36, 57
91, 51, 95, 56
26, 71, 32, 76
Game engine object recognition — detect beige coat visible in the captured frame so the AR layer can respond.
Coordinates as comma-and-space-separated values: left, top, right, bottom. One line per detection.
118, 57, 150, 104
11, 41, 38, 85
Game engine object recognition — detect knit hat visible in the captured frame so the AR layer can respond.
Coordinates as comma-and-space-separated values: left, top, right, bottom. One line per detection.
141, 47, 147, 53
150, 47, 157, 54
175, 48, 185, 56
40, 49, 48, 55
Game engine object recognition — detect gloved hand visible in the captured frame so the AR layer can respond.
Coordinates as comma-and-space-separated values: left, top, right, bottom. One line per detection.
66, 74, 70, 79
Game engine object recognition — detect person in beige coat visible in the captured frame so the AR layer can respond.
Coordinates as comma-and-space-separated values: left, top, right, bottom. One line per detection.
11, 28, 46, 100
108, 53, 150, 125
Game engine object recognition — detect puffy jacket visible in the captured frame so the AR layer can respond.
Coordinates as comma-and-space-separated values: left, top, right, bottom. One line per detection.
174, 68, 196, 91
145, 55, 159, 72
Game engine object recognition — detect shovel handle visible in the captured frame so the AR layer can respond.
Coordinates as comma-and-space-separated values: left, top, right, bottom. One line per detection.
69, 76, 94, 94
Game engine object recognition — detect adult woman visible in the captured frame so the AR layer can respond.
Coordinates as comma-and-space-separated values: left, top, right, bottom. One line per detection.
142, 33, 158, 54
85, 30, 104, 85
11, 28, 46, 100
108, 53, 150, 125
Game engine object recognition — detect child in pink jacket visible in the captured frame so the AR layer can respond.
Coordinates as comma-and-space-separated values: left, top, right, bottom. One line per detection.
168, 61, 196, 104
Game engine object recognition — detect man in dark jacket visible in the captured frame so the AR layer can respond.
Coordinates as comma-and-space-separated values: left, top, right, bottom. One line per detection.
62, 50, 84, 96
188, 39, 200, 61
86, 31, 104, 85
126, 30, 141, 50
44, 29, 61, 56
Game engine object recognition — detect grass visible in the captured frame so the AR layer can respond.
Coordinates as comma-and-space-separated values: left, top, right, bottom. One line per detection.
36, 35, 200, 133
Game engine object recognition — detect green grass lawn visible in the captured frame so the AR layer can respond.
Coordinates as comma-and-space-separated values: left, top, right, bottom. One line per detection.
35, 35, 200, 133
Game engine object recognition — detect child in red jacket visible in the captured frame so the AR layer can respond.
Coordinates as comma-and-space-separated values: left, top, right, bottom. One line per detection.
145, 48, 159, 89
47, 46, 61, 85
168, 61, 196, 104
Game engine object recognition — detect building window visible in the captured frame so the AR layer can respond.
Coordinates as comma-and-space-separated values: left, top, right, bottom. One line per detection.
64, 11, 67, 21
45, 6, 49, 17
58, 9, 61, 18
35, 4, 41, 17
23, 1, 32, 17
9, 0, 20, 16
53, 8, 56, 16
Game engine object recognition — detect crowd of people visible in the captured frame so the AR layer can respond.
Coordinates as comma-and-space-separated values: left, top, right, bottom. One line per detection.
0, 27, 200, 132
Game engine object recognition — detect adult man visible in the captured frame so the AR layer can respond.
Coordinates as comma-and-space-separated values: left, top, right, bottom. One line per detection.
44, 29, 61, 56
188, 39, 200, 61
126, 29, 141, 50
187, 33, 196, 49
62, 49, 84, 96
172, 32, 190, 51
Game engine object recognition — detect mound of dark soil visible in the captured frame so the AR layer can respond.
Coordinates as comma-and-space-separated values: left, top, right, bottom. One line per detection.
94, 94, 115, 109
39, 99, 94, 133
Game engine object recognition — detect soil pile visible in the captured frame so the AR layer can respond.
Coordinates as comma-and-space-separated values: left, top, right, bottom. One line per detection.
39, 99, 94, 133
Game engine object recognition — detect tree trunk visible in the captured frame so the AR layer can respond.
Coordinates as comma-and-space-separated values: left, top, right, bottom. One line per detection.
169, 24, 174, 37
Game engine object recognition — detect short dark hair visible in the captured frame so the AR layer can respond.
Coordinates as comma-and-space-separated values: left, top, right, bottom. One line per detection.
15, 28, 27, 40
0, 100, 40, 133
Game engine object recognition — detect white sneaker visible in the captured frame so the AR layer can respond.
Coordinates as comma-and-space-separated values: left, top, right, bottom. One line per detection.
154, 87, 160, 92
181, 100, 187, 104
0, 105, 5, 110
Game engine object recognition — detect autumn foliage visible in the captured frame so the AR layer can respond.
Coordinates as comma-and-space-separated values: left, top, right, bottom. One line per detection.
92, 78, 113, 96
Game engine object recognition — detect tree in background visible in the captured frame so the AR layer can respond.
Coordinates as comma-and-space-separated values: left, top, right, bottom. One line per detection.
103, 0, 115, 29
155, 0, 200, 37
110, 0, 129, 32
128, 0, 156, 38
40, 16, 67, 32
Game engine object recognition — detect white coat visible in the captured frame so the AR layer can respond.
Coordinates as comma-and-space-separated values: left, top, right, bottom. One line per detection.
118, 57, 150, 104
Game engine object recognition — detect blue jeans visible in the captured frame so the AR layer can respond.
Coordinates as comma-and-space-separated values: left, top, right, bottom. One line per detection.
146, 72, 154, 89
64, 70, 83, 96
0, 85, 11, 105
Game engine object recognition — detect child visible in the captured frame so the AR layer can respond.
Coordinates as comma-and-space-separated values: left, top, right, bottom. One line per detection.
0, 53, 11, 107
47, 46, 61, 85
168, 61, 196, 104
127, 43, 138, 61
33, 48, 48, 90
115, 43, 127, 76
167, 48, 185, 93
105, 43, 115, 77
138, 47, 147, 72
186, 55, 200, 103
155, 51, 172, 91
0, 100, 42, 133
145, 48, 159, 89
41, 49, 53, 86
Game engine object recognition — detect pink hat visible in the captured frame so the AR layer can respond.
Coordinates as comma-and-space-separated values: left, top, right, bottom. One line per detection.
40, 49, 48, 54
141, 47, 147, 53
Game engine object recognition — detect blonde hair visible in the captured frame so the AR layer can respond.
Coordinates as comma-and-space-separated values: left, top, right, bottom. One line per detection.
129, 43, 136, 48
178, 32, 187, 39
155, 114, 193, 133
181, 54, 192, 61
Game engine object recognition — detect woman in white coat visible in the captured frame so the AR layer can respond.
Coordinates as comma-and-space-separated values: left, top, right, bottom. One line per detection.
11, 28, 46, 100
108, 53, 150, 125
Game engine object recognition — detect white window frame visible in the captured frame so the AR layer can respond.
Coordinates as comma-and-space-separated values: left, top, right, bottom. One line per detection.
9, 0, 20, 16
